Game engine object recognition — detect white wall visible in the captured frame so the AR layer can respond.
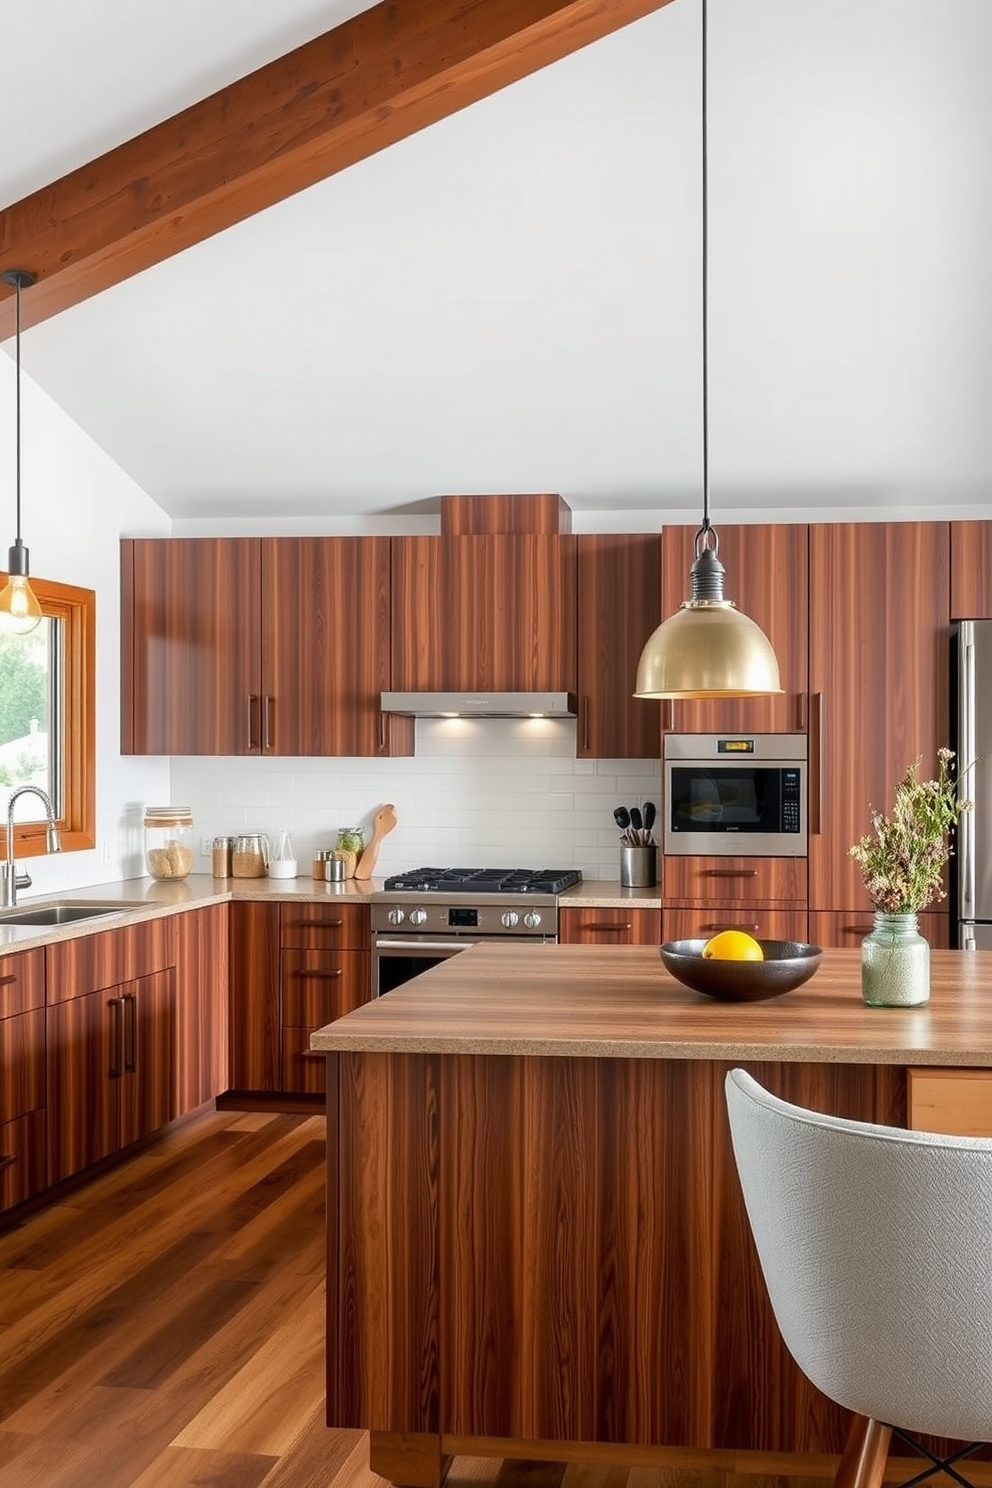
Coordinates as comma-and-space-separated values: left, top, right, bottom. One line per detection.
0, 357, 171, 896
171, 721, 660, 883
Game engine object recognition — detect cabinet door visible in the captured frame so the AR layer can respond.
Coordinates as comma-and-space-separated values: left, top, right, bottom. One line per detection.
558, 906, 661, 945
229, 900, 281, 1092
261, 538, 413, 757
664, 905, 809, 943
121, 538, 261, 755
950, 521, 992, 619
577, 535, 662, 759
175, 904, 230, 1115
391, 535, 577, 692
808, 523, 950, 912
48, 988, 121, 1183
808, 910, 951, 950
660, 524, 809, 735
120, 970, 176, 1150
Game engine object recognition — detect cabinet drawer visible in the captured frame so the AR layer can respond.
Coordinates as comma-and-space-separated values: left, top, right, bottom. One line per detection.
0, 1108, 46, 1213
0, 947, 45, 1019
280, 902, 369, 951
809, 911, 950, 950
662, 856, 807, 905
664, 906, 808, 945
0, 1006, 45, 1123
558, 907, 661, 946
47, 918, 175, 1004
282, 1029, 328, 1096
907, 1069, 992, 1137
281, 949, 370, 1026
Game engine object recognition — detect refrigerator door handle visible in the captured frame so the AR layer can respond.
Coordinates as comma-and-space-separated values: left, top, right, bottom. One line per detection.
960, 630, 977, 919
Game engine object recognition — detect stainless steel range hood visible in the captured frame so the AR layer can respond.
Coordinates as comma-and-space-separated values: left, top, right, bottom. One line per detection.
381, 691, 577, 719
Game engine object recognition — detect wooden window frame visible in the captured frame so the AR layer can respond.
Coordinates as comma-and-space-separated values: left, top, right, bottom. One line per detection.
0, 574, 96, 858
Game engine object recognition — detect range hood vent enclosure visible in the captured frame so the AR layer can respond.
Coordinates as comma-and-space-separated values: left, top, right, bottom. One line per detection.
381, 691, 577, 719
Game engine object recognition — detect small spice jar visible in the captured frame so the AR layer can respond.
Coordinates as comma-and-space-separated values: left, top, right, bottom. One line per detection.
312, 848, 334, 881
211, 836, 234, 877
144, 807, 194, 881
231, 832, 269, 878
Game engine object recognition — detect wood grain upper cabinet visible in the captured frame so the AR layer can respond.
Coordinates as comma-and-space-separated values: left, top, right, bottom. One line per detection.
391, 535, 577, 692
122, 537, 261, 755
808, 522, 951, 912
660, 524, 809, 735
122, 537, 413, 757
577, 535, 661, 758
950, 520, 992, 618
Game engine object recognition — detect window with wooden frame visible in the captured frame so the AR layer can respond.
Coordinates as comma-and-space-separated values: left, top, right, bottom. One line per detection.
0, 575, 95, 857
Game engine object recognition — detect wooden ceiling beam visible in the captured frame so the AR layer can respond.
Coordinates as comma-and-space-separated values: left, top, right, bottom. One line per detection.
0, 0, 674, 337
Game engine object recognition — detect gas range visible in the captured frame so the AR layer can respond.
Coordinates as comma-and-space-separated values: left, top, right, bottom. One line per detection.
372, 867, 582, 943
382, 867, 582, 895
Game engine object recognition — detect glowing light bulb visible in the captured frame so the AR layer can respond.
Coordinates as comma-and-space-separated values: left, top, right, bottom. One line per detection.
0, 574, 43, 635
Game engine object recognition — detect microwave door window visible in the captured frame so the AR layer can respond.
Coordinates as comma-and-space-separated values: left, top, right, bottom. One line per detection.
671, 768, 771, 833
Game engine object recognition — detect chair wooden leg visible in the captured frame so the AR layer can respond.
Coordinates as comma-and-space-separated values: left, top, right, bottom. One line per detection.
833, 1415, 893, 1488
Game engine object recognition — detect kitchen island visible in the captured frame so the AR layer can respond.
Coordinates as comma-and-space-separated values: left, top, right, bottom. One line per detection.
311, 943, 992, 1487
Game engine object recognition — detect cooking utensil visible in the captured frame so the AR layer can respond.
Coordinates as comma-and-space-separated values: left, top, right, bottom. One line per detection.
629, 805, 643, 832
643, 801, 657, 833
613, 806, 631, 830
355, 803, 398, 880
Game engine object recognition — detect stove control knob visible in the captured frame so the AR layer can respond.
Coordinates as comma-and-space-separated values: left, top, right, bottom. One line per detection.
387, 907, 405, 926
409, 908, 428, 926
523, 911, 542, 930
501, 910, 520, 929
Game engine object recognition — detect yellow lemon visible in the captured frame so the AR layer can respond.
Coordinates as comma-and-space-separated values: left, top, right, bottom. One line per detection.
701, 930, 764, 961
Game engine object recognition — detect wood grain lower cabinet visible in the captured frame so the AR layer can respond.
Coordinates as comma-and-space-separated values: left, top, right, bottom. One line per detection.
663, 906, 808, 943
47, 970, 176, 1185
663, 856, 807, 905
281, 903, 370, 1095
907, 1069, 992, 1136
175, 904, 230, 1114
0, 952, 47, 1212
558, 906, 661, 945
808, 910, 951, 950
228, 900, 281, 1092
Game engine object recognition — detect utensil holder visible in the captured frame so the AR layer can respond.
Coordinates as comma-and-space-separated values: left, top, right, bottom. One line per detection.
620, 845, 657, 888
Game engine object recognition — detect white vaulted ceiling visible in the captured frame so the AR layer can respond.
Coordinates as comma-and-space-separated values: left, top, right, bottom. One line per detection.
2, 0, 991, 526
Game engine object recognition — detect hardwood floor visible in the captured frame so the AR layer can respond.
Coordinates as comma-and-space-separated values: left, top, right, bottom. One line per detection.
0, 1109, 832, 1487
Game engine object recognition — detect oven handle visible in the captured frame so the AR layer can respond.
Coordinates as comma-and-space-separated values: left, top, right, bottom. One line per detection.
374, 938, 481, 953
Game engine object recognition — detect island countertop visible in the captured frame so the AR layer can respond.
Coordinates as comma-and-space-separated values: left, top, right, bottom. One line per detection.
310, 941, 992, 1064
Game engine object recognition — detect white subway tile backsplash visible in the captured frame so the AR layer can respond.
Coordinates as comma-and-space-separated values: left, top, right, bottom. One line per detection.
171, 718, 661, 879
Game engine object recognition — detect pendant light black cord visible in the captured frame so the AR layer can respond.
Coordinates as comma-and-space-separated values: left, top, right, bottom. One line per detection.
700, 0, 710, 539
13, 274, 22, 545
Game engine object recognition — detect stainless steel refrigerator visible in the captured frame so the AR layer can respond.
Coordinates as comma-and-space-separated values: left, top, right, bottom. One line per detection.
953, 620, 992, 947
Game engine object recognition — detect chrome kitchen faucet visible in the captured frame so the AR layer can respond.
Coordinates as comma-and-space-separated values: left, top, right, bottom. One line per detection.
1, 785, 62, 907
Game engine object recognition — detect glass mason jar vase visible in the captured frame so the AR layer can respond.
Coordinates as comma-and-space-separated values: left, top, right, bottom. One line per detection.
144, 806, 194, 881
861, 911, 930, 1007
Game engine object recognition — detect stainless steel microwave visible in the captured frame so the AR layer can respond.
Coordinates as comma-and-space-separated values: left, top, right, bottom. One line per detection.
663, 734, 807, 857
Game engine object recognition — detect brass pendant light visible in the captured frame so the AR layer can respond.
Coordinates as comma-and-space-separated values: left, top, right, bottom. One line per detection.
0, 269, 42, 636
634, 0, 781, 701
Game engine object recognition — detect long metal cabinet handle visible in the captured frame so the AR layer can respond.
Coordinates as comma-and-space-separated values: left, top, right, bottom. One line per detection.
263, 695, 273, 751
299, 968, 344, 979
700, 921, 760, 933
108, 996, 124, 1079
582, 696, 590, 753
581, 921, 632, 933
379, 712, 386, 751
796, 692, 808, 731
961, 632, 976, 918
246, 694, 258, 751
809, 692, 824, 835
124, 993, 138, 1073
704, 868, 757, 878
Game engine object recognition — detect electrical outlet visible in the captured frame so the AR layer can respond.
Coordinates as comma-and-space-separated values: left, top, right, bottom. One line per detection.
200, 835, 212, 856
103, 843, 114, 867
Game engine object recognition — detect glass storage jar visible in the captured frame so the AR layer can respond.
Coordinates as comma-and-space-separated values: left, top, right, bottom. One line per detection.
231, 832, 269, 878
144, 807, 194, 881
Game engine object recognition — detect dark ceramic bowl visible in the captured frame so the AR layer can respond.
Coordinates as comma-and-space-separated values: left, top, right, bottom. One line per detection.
659, 939, 823, 1002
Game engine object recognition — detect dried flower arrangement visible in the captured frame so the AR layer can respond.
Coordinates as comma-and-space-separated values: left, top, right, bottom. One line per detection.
849, 748, 972, 913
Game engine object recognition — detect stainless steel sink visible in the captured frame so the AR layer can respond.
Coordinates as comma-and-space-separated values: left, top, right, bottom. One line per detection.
0, 901, 145, 927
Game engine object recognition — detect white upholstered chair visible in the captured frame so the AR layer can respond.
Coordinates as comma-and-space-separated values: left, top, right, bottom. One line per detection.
724, 1067, 992, 1488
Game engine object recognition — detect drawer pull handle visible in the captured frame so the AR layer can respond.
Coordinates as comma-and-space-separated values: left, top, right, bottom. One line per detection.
0, 973, 17, 987
291, 919, 344, 930
299, 968, 344, 979
300, 1049, 325, 1060
703, 869, 758, 878
584, 922, 632, 932
0, 1153, 17, 1174
843, 925, 875, 936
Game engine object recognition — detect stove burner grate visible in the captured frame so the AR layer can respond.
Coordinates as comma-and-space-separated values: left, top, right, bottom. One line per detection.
382, 867, 582, 895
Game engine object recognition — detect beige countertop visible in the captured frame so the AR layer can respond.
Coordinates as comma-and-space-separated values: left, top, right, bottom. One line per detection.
309, 941, 992, 1065
0, 871, 642, 953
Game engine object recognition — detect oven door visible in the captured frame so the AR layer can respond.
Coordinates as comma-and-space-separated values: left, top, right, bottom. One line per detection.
372, 934, 552, 996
